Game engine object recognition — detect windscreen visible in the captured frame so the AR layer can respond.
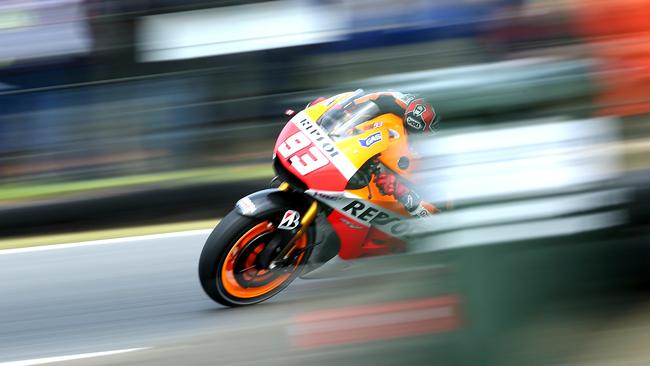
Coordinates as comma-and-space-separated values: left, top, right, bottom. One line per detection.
317, 90, 382, 141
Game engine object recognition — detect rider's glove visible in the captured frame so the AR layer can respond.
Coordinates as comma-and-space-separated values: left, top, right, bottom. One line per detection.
375, 172, 419, 211
375, 173, 409, 198
375, 173, 438, 217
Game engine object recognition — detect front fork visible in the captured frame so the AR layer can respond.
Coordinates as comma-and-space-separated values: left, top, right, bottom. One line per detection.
257, 183, 319, 269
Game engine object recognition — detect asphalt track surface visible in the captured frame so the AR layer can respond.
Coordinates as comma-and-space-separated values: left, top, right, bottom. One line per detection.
0, 230, 450, 366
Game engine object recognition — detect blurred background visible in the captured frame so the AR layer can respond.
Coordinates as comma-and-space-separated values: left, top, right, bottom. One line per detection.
2, 0, 650, 365
2, 0, 650, 232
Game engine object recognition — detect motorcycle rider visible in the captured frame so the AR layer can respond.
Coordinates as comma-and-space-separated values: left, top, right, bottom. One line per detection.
310, 91, 441, 217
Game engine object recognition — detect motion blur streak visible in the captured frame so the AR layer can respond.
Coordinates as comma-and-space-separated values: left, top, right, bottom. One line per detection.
415, 117, 621, 203
138, 1, 347, 61
290, 296, 460, 349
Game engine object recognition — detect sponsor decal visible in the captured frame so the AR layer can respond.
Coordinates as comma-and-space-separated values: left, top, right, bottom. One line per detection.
304, 190, 416, 238
291, 113, 357, 179
293, 118, 340, 159
341, 200, 411, 236
406, 116, 424, 131
236, 197, 256, 215
402, 94, 416, 105
405, 195, 414, 210
413, 103, 426, 117
373, 121, 384, 128
313, 192, 342, 201
412, 204, 431, 218
339, 217, 365, 230
278, 210, 301, 230
359, 132, 382, 148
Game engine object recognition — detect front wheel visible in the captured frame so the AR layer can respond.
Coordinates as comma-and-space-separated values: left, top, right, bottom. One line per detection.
198, 210, 311, 306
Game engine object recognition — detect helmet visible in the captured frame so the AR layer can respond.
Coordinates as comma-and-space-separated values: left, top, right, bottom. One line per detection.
404, 99, 438, 133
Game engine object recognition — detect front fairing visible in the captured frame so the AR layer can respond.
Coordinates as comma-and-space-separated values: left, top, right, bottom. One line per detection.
273, 110, 360, 191
273, 90, 413, 200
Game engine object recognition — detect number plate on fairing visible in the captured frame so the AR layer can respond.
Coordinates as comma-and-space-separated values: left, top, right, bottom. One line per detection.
274, 112, 357, 191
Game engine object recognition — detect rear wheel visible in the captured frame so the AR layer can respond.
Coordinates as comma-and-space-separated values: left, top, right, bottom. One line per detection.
199, 210, 311, 306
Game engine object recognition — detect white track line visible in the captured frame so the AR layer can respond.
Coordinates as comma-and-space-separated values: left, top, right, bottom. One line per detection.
0, 229, 212, 256
0, 348, 148, 366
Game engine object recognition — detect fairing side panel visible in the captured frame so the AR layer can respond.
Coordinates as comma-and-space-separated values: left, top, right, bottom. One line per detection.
363, 227, 407, 256
326, 210, 370, 260
375, 114, 416, 178
305, 190, 413, 240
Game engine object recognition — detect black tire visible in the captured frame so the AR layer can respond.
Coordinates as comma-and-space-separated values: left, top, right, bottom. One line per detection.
198, 210, 311, 307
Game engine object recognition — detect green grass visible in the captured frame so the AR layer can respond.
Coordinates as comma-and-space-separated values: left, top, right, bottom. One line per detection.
0, 219, 220, 251
0, 164, 274, 202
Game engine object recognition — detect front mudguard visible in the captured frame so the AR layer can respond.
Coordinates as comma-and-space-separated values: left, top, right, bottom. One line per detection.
234, 188, 312, 219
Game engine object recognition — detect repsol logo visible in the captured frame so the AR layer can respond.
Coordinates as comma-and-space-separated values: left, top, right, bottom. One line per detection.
342, 201, 411, 236
295, 118, 339, 158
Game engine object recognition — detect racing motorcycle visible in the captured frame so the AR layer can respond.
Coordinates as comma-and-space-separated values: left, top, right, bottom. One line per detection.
199, 89, 427, 307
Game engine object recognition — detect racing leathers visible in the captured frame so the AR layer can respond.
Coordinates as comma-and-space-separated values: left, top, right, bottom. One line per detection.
351, 91, 440, 217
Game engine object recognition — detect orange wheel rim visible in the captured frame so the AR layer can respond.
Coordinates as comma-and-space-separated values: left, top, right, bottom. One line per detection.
220, 221, 307, 299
